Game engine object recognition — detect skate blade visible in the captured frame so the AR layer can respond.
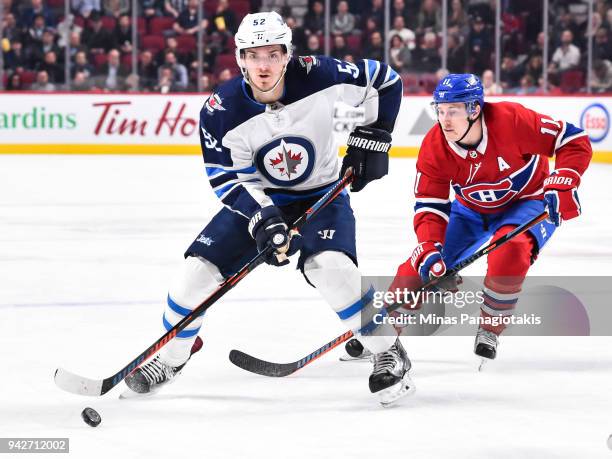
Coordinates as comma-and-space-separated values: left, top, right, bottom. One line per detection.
339, 353, 372, 362
478, 358, 487, 372
378, 374, 416, 407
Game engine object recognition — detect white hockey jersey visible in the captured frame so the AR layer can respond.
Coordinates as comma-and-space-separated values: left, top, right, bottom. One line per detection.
199, 55, 403, 218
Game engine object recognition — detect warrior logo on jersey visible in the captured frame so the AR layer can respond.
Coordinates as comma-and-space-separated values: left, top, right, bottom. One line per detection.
298, 55, 319, 74
256, 136, 315, 186
204, 93, 226, 114
454, 155, 540, 209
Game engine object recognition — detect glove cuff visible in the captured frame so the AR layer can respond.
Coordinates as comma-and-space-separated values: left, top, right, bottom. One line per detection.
248, 206, 285, 239
543, 168, 581, 191
410, 241, 442, 271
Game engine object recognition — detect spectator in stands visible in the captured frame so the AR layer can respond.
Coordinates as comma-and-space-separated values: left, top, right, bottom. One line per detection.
29, 28, 60, 67
96, 48, 130, 90
389, 15, 416, 51
199, 73, 213, 91
591, 59, 612, 93
392, 0, 411, 30
164, 0, 187, 19
365, 30, 385, 62
71, 0, 101, 19
448, 0, 467, 31
446, 32, 466, 73
3, 0, 19, 17
160, 49, 188, 90
513, 74, 537, 95
38, 50, 64, 83
6, 72, 24, 90
285, 16, 306, 54
549, 29, 581, 78
21, 0, 55, 29
365, 0, 384, 29
389, 34, 411, 71
4, 40, 28, 71
362, 17, 378, 46
525, 55, 543, 84
467, 15, 492, 75
155, 65, 178, 92
481, 69, 502, 95
216, 67, 232, 86
82, 11, 115, 53
31, 69, 56, 91
303, 1, 324, 36
72, 50, 94, 78
138, 49, 158, 90
416, 0, 441, 35
2, 13, 20, 42
73, 70, 93, 90
412, 31, 440, 72
173, 0, 207, 36
209, 0, 237, 35
528, 31, 545, 60
114, 13, 133, 54
331, 1, 356, 36
331, 34, 349, 59
500, 54, 523, 89
306, 33, 322, 55
65, 31, 88, 61
594, 28, 612, 62
103, 0, 130, 18
140, 0, 164, 21
27, 14, 47, 46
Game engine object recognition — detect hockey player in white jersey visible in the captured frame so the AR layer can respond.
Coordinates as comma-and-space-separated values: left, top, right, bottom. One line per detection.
124, 12, 411, 405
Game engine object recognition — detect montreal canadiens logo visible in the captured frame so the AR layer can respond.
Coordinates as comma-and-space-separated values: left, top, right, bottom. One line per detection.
256, 136, 315, 186
456, 155, 539, 209
580, 103, 609, 143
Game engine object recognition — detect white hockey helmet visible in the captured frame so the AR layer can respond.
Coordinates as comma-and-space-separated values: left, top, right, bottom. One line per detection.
234, 11, 293, 80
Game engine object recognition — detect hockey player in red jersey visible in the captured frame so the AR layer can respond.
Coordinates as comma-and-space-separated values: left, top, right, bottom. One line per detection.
344, 73, 592, 364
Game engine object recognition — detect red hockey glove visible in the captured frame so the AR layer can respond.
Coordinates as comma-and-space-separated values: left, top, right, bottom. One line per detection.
543, 169, 582, 227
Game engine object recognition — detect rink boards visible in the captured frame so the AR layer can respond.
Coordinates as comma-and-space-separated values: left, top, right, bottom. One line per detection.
0, 93, 610, 162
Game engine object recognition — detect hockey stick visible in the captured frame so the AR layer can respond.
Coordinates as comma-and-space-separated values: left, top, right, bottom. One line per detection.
53, 169, 354, 397
229, 210, 549, 377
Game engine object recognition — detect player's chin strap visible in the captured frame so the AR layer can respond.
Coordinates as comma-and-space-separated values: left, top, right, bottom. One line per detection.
456, 107, 482, 144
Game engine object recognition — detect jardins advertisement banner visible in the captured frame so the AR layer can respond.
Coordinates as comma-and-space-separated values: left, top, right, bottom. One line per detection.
0, 93, 610, 158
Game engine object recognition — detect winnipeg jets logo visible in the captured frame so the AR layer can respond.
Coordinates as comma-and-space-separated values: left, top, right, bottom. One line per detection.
256, 136, 315, 186
269, 140, 303, 179
298, 55, 318, 74
204, 93, 226, 113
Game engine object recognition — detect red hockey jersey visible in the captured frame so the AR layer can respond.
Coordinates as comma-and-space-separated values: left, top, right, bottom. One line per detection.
414, 101, 592, 243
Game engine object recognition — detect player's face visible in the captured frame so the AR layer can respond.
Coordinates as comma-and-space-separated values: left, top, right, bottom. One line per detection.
435, 102, 473, 142
243, 45, 287, 92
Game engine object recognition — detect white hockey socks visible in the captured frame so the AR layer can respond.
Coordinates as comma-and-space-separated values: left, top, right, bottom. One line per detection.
160, 256, 224, 366
304, 251, 396, 354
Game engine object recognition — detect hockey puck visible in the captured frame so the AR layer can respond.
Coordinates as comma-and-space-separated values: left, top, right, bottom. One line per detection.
81, 407, 101, 427
345, 338, 365, 358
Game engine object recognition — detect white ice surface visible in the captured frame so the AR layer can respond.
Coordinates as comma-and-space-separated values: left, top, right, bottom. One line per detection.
1, 155, 612, 459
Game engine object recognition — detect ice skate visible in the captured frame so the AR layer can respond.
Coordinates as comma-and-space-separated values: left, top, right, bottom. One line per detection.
122, 336, 203, 397
369, 338, 415, 406
474, 327, 498, 371
339, 338, 373, 362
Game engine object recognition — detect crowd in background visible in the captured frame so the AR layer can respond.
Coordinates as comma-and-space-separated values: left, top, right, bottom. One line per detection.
1, 0, 611, 93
